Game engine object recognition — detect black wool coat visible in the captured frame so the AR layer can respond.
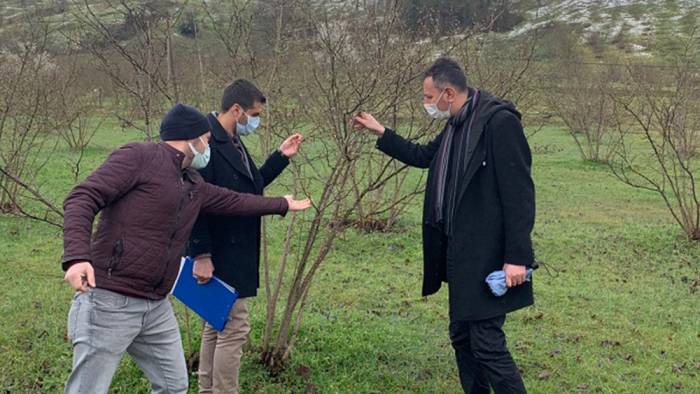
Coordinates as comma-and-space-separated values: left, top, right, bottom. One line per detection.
188, 113, 289, 297
376, 90, 536, 321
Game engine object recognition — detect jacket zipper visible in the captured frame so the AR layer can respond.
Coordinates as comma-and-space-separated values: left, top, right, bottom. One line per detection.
154, 176, 188, 290
107, 239, 124, 277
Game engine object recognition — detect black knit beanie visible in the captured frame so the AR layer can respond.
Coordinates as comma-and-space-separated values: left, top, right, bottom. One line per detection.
159, 103, 210, 141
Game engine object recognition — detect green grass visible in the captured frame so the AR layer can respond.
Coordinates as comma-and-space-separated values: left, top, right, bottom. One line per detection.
1, 124, 699, 393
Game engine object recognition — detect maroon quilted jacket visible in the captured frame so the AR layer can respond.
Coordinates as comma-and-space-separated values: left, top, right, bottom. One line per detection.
62, 142, 288, 299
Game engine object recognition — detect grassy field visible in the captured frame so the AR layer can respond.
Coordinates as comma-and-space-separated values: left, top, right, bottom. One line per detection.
0, 122, 699, 393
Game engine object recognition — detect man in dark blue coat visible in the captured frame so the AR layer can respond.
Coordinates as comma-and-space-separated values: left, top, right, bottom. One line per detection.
353, 57, 536, 393
188, 80, 302, 394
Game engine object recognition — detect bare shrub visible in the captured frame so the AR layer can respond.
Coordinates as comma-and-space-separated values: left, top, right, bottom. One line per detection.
258, 1, 439, 373
610, 34, 700, 239
545, 61, 621, 162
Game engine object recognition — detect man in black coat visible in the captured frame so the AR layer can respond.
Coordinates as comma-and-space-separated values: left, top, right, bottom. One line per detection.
187, 80, 303, 394
352, 57, 535, 393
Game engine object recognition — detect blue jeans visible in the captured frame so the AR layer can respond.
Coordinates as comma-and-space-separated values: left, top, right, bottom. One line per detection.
64, 288, 188, 394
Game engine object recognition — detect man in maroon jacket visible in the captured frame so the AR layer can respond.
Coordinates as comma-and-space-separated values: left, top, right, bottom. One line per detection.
61, 103, 311, 394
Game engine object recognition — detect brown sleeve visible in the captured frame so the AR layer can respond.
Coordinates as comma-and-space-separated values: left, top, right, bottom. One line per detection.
200, 181, 289, 217
61, 144, 145, 270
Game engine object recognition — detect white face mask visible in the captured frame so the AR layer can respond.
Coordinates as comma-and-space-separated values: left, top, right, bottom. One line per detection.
188, 137, 211, 169
423, 90, 451, 119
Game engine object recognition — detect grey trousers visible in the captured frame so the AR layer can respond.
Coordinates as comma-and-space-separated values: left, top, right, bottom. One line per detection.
64, 288, 188, 394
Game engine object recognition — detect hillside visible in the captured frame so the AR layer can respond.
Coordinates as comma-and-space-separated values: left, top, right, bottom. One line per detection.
512, 0, 699, 54
1, 0, 697, 48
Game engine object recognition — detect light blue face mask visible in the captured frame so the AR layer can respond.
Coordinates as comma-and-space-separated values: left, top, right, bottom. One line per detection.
485, 268, 533, 297
188, 137, 211, 169
236, 115, 260, 136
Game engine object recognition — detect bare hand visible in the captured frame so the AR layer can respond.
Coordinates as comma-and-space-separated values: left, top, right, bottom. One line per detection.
279, 133, 304, 158
504, 263, 527, 288
284, 195, 312, 211
351, 112, 385, 136
64, 262, 96, 292
193, 256, 214, 284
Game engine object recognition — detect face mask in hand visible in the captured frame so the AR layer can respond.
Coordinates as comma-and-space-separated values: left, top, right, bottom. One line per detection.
236, 115, 261, 136
188, 136, 211, 169
423, 90, 452, 119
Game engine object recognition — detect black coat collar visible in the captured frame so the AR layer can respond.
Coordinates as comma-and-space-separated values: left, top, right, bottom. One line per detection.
454, 91, 519, 207
207, 112, 254, 182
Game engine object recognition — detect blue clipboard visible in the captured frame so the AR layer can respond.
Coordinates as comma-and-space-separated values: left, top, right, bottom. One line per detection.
171, 256, 239, 331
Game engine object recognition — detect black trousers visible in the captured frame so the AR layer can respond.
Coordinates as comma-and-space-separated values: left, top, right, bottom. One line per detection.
449, 315, 526, 394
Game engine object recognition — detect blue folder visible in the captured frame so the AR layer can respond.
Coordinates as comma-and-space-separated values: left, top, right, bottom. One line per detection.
171, 256, 239, 331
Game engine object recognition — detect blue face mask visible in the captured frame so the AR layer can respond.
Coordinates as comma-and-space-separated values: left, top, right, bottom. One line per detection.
188, 137, 211, 169
236, 115, 260, 136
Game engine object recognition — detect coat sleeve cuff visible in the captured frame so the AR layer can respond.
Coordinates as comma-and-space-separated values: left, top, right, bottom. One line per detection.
188, 239, 213, 258
278, 197, 289, 217
504, 248, 534, 266
274, 149, 291, 164
375, 128, 396, 151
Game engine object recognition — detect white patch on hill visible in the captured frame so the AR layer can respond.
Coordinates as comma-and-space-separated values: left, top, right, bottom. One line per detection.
510, 0, 697, 48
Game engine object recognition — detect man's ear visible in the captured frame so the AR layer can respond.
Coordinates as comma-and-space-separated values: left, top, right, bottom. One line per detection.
444, 87, 457, 102
228, 104, 241, 117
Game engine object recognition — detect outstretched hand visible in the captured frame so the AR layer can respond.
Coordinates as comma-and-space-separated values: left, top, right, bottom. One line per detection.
279, 133, 304, 158
351, 112, 385, 136
284, 195, 312, 211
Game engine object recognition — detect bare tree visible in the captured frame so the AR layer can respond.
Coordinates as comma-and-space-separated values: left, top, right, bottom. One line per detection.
70, 0, 184, 140
610, 32, 700, 239
55, 91, 106, 153
199, 0, 258, 86
257, 1, 441, 373
462, 31, 546, 138
52, 55, 106, 153
545, 60, 621, 162
0, 17, 64, 227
